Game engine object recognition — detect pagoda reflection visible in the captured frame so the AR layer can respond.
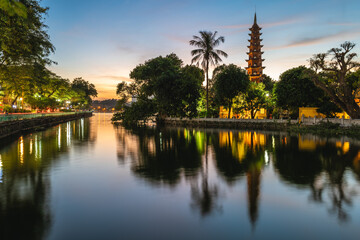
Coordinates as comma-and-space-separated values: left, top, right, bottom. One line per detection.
214, 130, 271, 227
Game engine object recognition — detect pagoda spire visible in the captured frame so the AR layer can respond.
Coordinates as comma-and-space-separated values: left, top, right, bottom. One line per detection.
245, 13, 265, 82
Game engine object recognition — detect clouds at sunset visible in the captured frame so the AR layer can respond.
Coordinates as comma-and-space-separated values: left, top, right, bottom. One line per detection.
43, 0, 360, 99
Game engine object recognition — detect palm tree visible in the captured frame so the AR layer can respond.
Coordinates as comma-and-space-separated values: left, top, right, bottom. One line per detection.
190, 31, 228, 117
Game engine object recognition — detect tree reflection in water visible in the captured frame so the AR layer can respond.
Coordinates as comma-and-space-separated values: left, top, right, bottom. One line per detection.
274, 134, 360, 223
190, 135, 221, 217
115, 126, 360, 226
0, 118, 93, 240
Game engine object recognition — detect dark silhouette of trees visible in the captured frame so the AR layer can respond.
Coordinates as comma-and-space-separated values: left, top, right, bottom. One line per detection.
213, 64, 249, 118
309, 41, 360, 118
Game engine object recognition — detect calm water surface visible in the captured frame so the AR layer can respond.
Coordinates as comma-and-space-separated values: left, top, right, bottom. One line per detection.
0, 113, 360, 240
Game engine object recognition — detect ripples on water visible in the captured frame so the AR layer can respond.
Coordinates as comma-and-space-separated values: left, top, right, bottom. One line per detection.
0, 113, 359, 240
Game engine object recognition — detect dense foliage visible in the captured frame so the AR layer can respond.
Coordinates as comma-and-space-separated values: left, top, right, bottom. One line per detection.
0, 0, 97, 112
213, 64, 249, 118
273, 66, 340, 117
234, 82, 270, 119
113, 54, 203, 125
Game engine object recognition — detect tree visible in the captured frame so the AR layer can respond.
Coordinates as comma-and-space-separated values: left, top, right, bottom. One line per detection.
114, 54, 204, 125
0, 0, 54, 66
71, 77, 98, 108
309, 41, 360, 118
26, 71, 72, 110
178, 65, 204, 117
190, 31, 228, 117
274, 66, 325, 115
262, 74, 276, 92
129, 53, 203, 119
213, 64, 249, 118
0, 0, 27, 17
0, 0, 55, 110
234, 82, 269, 119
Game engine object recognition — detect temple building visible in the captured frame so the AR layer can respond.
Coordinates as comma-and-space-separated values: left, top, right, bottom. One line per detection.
246, 13, 265, 82
219, 13, 267, 119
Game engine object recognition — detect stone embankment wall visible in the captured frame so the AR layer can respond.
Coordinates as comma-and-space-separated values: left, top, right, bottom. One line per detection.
164, 118, 297, 131
164, 117, 360, 130
300, 116, 360, 126
0, 112, 92, 139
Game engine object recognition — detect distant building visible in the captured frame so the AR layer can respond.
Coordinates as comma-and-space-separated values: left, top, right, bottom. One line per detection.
245, 13, 265, 83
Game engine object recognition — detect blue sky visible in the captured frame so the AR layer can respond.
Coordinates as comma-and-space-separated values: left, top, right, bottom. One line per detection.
42, 0, 360, 99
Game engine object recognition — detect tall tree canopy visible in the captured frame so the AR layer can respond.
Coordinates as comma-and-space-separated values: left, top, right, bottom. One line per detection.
213, 64, 249, 118
0, 0, 27, 17
274, 66, 340, 117
262, 74, 276, 93
114, 53, 204, 125
190, 31, 227, 117
71, 77, 98, 108
309, 41, 360, 118
0, 0, 54, 66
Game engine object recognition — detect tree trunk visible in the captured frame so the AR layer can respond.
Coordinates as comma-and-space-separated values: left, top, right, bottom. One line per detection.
206, 62, 209, 118
11, 95, 18, 106
344, 100, 360, 119
309, 70, 360, 119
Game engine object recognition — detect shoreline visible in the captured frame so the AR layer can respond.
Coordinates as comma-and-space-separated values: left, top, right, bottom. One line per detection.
0, 112, 93, 140
162, 118, 360, 139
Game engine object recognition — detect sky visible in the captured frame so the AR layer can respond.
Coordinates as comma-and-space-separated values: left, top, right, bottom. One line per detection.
42, 0, 360, 100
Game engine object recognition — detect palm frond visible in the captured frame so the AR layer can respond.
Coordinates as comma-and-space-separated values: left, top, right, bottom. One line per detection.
191, 49, 205, 56
215, 49, 228, 58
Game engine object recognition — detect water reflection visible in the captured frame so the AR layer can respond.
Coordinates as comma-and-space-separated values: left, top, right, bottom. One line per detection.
115, 127, 360, 227
0, 117, 93, 240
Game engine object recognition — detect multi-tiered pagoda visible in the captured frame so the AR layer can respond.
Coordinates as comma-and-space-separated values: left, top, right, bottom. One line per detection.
246, 13, 265, 82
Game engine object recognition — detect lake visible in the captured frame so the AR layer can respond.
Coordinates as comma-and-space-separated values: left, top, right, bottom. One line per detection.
0, 113, 359, 240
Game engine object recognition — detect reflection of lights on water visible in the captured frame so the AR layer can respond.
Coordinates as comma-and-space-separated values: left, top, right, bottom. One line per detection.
35, 135, 38, 159
159, 132, 163, 151
81, 118, 84, 139
272, 136, 275, 148
264, 150, 269, 165
58, 126, 61, 149
34, 135, 42, 161
19, 136, 24, 164
0, 155, 3, 183
30, 138, 33, 155
67, 122, 71, 146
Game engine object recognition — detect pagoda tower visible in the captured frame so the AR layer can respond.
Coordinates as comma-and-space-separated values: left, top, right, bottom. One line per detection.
246, 13, 265, 82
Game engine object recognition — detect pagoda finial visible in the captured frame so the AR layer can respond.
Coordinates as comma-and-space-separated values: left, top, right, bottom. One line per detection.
254, 12, 257, 25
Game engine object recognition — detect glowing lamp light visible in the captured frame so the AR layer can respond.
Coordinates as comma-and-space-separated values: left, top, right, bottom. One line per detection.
19, 98, 23, 101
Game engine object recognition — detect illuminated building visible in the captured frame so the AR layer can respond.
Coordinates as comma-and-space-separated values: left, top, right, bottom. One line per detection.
246, 13, 265, 83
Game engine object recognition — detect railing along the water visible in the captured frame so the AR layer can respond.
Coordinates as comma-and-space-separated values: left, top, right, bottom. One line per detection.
0, 112, 91, 123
